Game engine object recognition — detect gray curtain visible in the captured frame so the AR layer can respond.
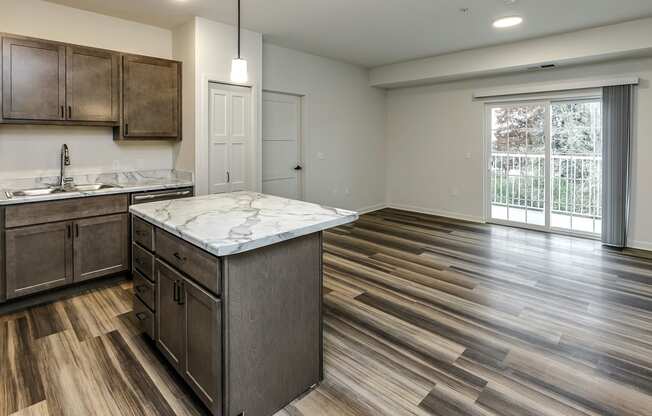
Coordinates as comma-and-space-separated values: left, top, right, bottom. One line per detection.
602, 85, 634, 248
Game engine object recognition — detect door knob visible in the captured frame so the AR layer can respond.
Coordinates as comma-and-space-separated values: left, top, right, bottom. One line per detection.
294, 165, 303, 171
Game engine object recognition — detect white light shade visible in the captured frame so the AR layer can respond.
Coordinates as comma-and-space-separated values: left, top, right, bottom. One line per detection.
493, 16, 523, 28
230, 58, 248, 83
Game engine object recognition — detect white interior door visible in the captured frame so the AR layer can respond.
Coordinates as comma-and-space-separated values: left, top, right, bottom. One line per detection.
208, 82, 251, 194
262, 91, 302, 199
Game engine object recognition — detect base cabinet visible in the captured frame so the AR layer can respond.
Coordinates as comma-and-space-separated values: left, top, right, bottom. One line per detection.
74, 214, 128, 282
155, 260, 185, 369
5, 221, 73, 299
155, 259, 221, 414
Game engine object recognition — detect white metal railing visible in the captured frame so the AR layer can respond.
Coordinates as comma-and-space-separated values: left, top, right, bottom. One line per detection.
490, 153, 602, 218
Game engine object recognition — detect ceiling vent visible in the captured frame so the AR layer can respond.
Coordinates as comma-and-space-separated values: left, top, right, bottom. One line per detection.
527, 63, 557, 71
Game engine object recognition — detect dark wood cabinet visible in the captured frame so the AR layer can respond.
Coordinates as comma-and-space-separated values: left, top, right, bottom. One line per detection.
73, 214, 128, 282
121, 55, 181, 140
5, 221, 73, 299
182, 277, 221, 414
66, 46, 119, 122
2, 36, 65, 121
156, 260, 185, 370
1, 33, 181, 138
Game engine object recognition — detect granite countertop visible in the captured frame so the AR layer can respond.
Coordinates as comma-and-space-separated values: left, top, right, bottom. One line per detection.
129, 191, 358, 256
0, 169, 194, 206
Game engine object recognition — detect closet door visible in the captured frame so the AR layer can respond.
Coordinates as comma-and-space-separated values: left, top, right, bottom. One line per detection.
207, 83, 251, 194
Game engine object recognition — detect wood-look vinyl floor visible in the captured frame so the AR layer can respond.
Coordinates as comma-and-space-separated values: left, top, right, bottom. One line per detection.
2, 208, 652, 416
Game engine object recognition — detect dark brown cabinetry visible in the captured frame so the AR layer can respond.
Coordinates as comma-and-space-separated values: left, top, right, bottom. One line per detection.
66, 46, 119, 122
2, 37, 65, 121
155, 259, 221, 414
156, 260, 185, 369
121, 55, 181, 140
1, 33, 181, 140
73, 214, 128, 282
5, 221, 73, 299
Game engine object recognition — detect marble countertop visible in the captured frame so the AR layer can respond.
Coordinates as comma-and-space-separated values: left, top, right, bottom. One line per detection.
0, 170, 193, 206
129, 191, 358, 256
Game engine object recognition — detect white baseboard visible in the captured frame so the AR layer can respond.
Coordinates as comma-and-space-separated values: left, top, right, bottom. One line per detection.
628, 240, 652, 251
386, 203, 485, 223
356, 202, 388, 215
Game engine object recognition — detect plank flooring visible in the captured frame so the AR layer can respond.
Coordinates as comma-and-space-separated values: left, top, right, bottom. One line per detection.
2, 208, 652, 415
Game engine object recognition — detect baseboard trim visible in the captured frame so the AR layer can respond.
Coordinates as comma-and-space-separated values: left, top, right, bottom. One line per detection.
386, 203, 485, 223
356, 203, 388, 215
628, 240, 652, 252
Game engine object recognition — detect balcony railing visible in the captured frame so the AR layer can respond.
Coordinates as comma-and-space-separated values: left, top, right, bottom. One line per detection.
490, 153, 602, 219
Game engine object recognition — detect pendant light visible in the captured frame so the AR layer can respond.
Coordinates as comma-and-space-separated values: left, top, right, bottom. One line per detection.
230, 0, 248, 83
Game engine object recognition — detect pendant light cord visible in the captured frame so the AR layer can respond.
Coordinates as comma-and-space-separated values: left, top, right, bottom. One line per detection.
237, 0, 241, 59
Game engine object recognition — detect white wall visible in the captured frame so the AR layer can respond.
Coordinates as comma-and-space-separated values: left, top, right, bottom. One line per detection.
188, 17, 263, 195
385, 57, 652, 250
172, 19, 197, 173
0, 0, 175, 179
263, 44, 387, 212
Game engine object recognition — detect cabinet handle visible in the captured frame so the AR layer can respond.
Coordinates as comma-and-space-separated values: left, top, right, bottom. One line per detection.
68, 106, 72, 119
173, 280, 178, 302
135, 312, 148, 321
60, 106, 64, 119
75, 224, 79, 238
135, 285, 146, 293
67, 224, 71, 239
173, 252, 186, 262
178, 281, 185, 305
125, 123, 129, 136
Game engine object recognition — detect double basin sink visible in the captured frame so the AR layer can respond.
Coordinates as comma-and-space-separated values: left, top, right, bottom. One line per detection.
5, 183, 121, 199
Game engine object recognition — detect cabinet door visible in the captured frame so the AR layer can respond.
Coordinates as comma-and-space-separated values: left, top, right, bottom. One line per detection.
156, 260, 185, 370
66, 46, 119, 122
122, 55, 180, 139
2, 36, 65, 120
73, 214, 128, 282
182, 277, 222, 414
5, 221, 73, 299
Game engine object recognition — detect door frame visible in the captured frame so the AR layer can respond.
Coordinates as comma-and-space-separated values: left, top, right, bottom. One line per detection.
482, 92, 602, 239
262, 89, 306, 200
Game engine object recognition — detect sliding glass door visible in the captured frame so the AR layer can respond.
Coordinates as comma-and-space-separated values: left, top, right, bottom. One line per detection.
487, 98, 602, 237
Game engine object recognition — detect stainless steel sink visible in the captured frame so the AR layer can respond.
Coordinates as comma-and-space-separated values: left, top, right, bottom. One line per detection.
5, 187, 65, 198
5, 183, 121, 199
73, 183, 121, 192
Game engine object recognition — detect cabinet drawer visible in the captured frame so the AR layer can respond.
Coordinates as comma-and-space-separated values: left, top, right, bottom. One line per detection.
156, 229, 220, 295
5, 194, 128, 228
132, 243, 154, 280
132, 216, 154, 251
134, 296, 155, 340
133, 270, 155, 311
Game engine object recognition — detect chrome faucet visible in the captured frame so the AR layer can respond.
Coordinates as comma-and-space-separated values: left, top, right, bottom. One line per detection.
59, 144, 73, 189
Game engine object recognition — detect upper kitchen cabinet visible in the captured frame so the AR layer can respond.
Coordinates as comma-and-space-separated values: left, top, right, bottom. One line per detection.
118, 55, 181, 141
2, 36, 66, 121
66, 46, 119, 122
0, 33, 181, 140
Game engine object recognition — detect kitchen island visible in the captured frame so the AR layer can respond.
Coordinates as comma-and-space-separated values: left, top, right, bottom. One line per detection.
129, 191, 357, 416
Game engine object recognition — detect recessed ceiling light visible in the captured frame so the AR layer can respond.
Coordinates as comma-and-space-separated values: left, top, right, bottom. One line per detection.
493, 16, 523, 28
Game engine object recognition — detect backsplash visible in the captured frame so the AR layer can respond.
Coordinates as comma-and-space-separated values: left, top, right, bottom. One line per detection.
0, 125, 175, 179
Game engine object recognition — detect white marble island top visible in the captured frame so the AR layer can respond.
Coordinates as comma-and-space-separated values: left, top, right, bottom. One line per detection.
129, 191, 358, 256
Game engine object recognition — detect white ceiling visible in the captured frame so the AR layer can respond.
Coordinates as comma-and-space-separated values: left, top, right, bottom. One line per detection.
46, 0, 652, 68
